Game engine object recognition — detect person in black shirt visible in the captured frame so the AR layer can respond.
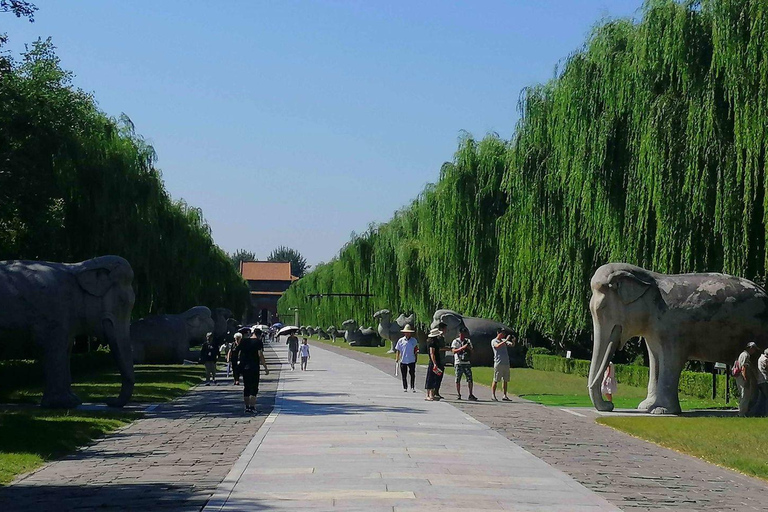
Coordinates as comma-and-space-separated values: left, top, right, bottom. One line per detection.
200, 333, 218, 385
425, 323, 449, 401
227, 334, 242, 385
286, 333, 299, 371
238, 329, 269, 414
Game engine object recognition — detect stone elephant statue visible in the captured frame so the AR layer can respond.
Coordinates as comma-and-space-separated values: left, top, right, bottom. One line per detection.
431, 309, 512, 366
316, 327, 330, 340
131, 306, 215, 364
327, 326, 346, 342
300, 326, 309, 336
374, 309, 416, 353
342, 319, 381, 347
306, 326, 316, 336
588, 263, 768, 415
0, 256, 136, 408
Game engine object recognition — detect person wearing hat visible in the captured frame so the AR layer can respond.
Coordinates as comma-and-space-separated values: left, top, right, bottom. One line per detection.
734, 341, 760, 416
754, 347, 768, 417
424, 323, 449, 401
394, 324, 419, 392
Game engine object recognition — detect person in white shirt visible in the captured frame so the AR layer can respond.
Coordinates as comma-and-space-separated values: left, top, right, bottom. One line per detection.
734, 341, 760, 416
394, 325, 419, 392
299, 338, 311, 371
755, 348, 768, 417
451, 328, 477, 401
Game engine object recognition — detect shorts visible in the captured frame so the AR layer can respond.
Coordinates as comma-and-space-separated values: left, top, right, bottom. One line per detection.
493, 365, 510, 383
455, 364, 473, 383
242, 369, 260, 397
301, 356, 308, 363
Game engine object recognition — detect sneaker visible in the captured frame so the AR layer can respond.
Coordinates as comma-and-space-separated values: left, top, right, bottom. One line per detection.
411, 388, 417, 393
403, 389, 408, 392
435, 394, 444, 400
502, 396, 511, 401
491, 396, 499, 401
457, 394, 462, 400
244, 407, 251, 414
468, 395, 478, 401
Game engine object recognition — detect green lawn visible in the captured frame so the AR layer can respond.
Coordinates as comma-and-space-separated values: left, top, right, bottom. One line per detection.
0, 353, 207, 485
598, 416, 768, 481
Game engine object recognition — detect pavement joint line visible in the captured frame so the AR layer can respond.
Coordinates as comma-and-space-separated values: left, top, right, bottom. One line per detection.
202, 359, 286, 512
560, 408, 587, 417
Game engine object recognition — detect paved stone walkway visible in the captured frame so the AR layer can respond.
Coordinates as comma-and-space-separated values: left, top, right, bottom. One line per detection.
316, 341, 768, 512
0, 345, 282, 512
205, 342, 619, 511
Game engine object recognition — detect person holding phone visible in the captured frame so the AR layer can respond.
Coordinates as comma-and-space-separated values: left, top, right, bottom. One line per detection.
491, 328, 516, 401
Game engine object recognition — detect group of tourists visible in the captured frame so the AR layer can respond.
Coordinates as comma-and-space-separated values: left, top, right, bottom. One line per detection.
285, 332, 311, 371
393, 323, 517, 401
734, 341, 768, 417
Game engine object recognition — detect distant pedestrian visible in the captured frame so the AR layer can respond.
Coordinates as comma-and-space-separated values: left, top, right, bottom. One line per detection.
200, 333, 218, 385
228, 334, 242, 385
734, 341, 760, 416
451, 328, 477, 401
755, 348, 768, 417
238, 330, 269, 414
286, 332, 299, 370
395, 324, 419, 393
299, 338, 311, 370
491, 329, 515, 401
601, 362, 617, 402
425, 324, 448, 401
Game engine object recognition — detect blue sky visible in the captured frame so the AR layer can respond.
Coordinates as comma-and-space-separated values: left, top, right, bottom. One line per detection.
5, 0, 641, 266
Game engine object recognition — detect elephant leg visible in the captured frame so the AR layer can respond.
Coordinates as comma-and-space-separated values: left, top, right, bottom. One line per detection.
638, 344, 659, 410
648, 343, 684, 415
40, 333, 82, 409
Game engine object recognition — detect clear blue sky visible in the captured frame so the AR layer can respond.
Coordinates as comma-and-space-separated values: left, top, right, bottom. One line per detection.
5, 0, 641, 266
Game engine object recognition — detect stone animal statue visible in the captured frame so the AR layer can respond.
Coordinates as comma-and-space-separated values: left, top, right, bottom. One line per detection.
374, 309, 416, 353
212, 308, 234, 347
306, 326, 316, 336
316, 327, 330, 339
0, 256, 136, 408
300, 326, 308, 336
431, 309, 512, 366
588, 263, 768, 415
341, 319, 381, 347
327, 326, 346, 342
131, 306, 215, 364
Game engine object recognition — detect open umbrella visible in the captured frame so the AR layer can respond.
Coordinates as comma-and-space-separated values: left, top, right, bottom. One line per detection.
253, 324, 270, 332
271, 322, 283, 328
277, 325, 299, 336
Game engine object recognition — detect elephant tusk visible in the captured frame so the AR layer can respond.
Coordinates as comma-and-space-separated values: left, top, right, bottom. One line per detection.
588, 325, 621, 389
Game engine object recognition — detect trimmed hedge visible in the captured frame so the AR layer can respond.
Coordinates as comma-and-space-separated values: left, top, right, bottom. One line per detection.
531, 354, 737, 400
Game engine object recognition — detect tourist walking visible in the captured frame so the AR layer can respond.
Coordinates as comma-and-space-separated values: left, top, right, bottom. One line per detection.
491, 329, 515, 401
238, 330, 269, 414
200, 333, 218, 385
602, 361, 617, 402
299, 338, 311, 370
286, 332, 299, 370
425, 324, 447, 401
394, 324, 419, 392
227, 334, 242, 385
451, 328, 477, 401
734, 341, 760, 416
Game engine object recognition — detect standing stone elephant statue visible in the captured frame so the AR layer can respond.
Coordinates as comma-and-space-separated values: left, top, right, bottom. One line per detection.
316, 327, 330, 340
588, 263, 768, 414
131, 306, 215, 364
341, 319, 381, 347
0, 256, 136, 408
327, 326, 346, 342
431, 309, 512, 366
374, 309, 416, 353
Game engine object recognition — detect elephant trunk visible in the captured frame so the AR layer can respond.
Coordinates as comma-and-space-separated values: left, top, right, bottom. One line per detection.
104, 317, 135, 407
588, 324, 621, 412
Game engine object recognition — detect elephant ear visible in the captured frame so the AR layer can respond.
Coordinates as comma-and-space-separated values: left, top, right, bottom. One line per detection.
76, 267, 114, 297
610, 271, 653, 305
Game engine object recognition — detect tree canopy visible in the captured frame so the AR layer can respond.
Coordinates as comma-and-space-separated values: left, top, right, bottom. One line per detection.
267, 246, 309, 278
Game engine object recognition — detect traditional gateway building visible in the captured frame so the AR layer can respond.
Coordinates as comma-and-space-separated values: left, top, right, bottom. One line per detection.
239, 261, 298, 324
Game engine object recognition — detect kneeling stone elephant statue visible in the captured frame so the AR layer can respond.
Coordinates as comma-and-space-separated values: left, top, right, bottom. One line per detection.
589, 263, 768, 415
0, 256, 136, 408
131, 306, 214, 364
342, 319, 381, 347
431, 309, 512, 366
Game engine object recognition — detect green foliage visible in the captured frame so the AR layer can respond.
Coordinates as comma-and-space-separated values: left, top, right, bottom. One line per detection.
525, 347, 552, 368
280, 0, 768, 352
531, 354, 739, 400
0, 39, 248, 318
229, 249, 257, 269
267, 246, 309, 278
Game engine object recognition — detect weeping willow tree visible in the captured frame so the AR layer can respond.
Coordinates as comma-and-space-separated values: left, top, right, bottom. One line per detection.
0, 38, 249, 318
282, 0, 768, 350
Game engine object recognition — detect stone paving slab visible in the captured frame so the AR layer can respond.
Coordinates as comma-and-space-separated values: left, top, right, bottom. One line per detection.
204, 342, 620, 511
316, 341, 768, 511
0, 345, 282, 512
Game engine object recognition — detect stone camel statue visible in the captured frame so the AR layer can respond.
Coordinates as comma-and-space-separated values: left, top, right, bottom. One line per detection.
0, 256, 136, 408
431, 309, 512, 366
131, 306, 215, 364
374, 309, 416, 353
589, 263, 768, 415
341, 319, 381, 347
327, 326, 346, 342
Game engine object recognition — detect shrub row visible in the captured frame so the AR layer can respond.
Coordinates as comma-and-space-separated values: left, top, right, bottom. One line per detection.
531, 354, 738, 400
